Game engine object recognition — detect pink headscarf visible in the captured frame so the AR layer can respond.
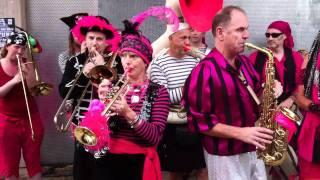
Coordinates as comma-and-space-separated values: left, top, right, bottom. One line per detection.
268, 20, 294, 49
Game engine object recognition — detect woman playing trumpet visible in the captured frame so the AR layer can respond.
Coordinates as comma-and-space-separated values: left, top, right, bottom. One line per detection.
0, 32, 44, 180
86, 19, 170, 180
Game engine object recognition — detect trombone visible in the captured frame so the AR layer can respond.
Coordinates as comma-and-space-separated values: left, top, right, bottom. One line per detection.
14, 30, 53, 140
16, 54, 35, 140
54, 52, 118, 132
18, 30, 53, 96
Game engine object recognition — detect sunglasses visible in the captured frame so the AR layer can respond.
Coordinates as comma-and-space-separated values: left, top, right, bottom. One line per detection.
265, 32, 283, 38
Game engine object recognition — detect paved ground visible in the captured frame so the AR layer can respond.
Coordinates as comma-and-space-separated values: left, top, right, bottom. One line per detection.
19, 164, 197, 180
20, 164, 73, 180
19, 163, 298, 179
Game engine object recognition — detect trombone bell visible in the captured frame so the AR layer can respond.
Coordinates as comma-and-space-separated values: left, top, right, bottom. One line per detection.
89, 65, 116, 84
30, 82, 54, 96
74, 126, 97, 146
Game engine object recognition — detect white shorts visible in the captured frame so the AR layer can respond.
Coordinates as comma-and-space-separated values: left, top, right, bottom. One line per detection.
204, 149, 267, 180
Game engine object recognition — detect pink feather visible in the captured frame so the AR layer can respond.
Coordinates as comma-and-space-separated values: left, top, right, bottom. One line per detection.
77, 111, 110, 152
131, 6, 179, 32
72, 99, 110, 152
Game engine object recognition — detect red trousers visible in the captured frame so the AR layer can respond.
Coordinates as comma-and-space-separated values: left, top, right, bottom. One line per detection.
0, 112, 44, 178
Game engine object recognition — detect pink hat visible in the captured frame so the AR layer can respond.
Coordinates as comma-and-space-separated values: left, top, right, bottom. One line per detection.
71, 16, 120, 52
268, 20, 294, 48
119, 21, 153, 65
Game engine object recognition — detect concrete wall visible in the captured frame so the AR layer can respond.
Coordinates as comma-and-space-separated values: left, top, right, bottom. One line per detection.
0, 0, 26, 28
27, 0, 98, 164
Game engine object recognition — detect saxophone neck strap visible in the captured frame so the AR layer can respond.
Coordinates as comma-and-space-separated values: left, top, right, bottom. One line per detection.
238, 70, 261, 105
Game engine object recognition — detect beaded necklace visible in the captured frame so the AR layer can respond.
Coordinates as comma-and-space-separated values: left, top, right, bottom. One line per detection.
127, 80, 149, 106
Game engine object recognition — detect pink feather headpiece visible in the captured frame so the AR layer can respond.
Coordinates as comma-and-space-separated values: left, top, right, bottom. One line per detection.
131, 6, 179, 32
119, 6, 179, 64
71, 16, 120, 52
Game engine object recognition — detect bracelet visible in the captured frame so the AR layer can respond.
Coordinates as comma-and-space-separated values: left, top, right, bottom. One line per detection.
129, 115, 140, 128
309, 102, 320, 112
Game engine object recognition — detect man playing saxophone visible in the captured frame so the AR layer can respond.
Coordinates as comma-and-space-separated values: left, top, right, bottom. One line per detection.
58, 15, 120, 180
182, 6, 277, 180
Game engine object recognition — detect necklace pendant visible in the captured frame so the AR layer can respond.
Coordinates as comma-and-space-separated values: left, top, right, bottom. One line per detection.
131, 95, 140, 104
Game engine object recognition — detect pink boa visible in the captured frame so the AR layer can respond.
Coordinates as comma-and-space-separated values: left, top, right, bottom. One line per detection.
73, 99, 110, 152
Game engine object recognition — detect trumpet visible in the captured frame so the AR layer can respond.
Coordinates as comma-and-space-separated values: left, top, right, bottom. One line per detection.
184, 45, 206, 60
54, 52, 118, 132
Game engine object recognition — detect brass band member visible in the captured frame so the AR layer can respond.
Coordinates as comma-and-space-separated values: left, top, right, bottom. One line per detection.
59, 15, 120, 180
249, 20, 303, 109
58, 13, 88, 73
91, 19, 170, 180
0, 32, 44, 180
150, 23, 208, 179
249, 20, 304, 179
295, 30, 320, 179
182, 6, 274, 180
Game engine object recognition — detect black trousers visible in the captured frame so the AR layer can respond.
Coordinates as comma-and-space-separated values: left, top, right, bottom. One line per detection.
73, 141, 95, 180
94, 153, 145, 180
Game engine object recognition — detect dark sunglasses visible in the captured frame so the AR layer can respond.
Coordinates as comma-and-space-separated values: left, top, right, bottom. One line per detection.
265, 32, 283, 38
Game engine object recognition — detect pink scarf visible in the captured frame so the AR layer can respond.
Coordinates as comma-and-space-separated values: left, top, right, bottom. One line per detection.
109, 138, 162, 180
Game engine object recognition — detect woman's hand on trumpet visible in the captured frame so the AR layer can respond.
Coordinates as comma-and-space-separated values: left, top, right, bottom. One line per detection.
109, 95, 137, 122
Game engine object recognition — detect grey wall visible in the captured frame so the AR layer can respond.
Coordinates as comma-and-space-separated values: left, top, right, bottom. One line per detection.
26, 0, 320, 164
98, 0, 165, 42
223, 0, 320, 50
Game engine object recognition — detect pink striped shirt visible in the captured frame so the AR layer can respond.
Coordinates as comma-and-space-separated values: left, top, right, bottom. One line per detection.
110, 83, 170, 147
182, 48, 261, 156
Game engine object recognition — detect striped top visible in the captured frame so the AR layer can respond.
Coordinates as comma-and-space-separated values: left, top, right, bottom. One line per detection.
150, 50, 201, 104
182, 48, 262, 156
59, 53, 93, 123
109, 82, 170, 146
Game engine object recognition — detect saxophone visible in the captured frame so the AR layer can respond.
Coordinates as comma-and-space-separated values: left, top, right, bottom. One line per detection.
245, 43, 299, 166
